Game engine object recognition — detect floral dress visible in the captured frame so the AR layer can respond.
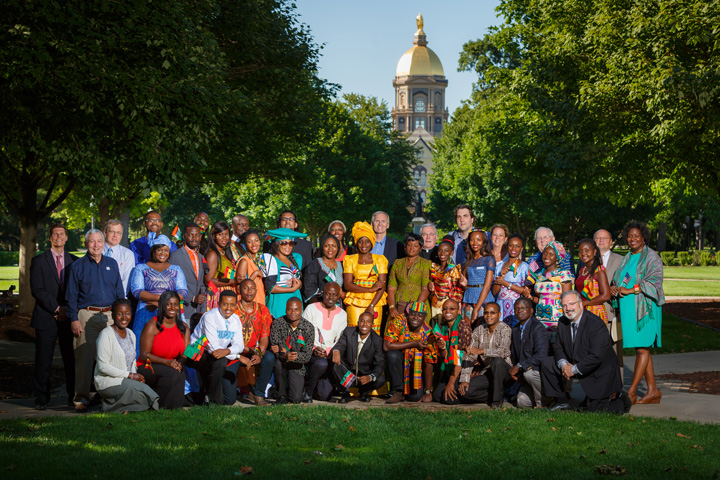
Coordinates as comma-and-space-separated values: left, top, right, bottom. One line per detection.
495, 257, 530, 322
529, 268, 573, 333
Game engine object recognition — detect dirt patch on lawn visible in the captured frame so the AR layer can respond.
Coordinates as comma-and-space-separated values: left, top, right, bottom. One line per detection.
663, 299, 720, 331
657, 371, 720, 396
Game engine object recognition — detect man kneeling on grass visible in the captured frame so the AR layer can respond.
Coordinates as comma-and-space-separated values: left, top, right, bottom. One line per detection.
269, 298, 315, 404
187, 290, 250, 405
384, 302, 438, 404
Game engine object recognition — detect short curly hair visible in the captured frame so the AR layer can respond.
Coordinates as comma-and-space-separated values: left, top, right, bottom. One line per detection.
622, 222, 651, 245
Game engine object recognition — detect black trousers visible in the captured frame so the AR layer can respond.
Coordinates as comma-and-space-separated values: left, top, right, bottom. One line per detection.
331, 362, 386, 397
273, 359, 305, 403
386, 349, 426, 401
137, 363, 186, 409
189, 353, 241, 405
540, 357, 625, 414
34, 321, 75, 405
305, 356, 334, 401
437, 358, 511, 405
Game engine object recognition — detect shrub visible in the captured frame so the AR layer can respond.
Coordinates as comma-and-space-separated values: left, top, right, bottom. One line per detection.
677, 251, 692, 266
700, 251, 713, 267
0, 251, 19, 266
692, 251, 702, 266
660, 251, 676, 266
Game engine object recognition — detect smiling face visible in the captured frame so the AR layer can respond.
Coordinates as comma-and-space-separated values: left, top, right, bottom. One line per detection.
244, 232, 261, 254
104, 223, 123, 248
145, 212, 163, 234
514, 300, 533, 323
154, 245, 171, 263
112, 303, 132, 330
626, 227, 645, 253
279, 213, 297, 230
232, 215, 249, 237
356, 236, 372, 254
561, 294, 582, 321
420, 226, 437, 250
193, 213, 209, 232
442, 300, 459, 322
277, 239, 294, 256
239, 279, 256, 303
468, 231, 485, 253
214, 228, 230, 248
484, 303, 501, 327
406, 310, 427, 330
491, 227, 507, 250
372, 213, 389, 235
285, 298, 303, 322
536, 228, 554, 252
358, 314, 373, 335
507, 237, 523, 259
322, 283, 340, 309
322, 237, 338, 260
50, 226, 68, 250
437, 243, 453, 263
542, 246, 557, 269
455, 208, 474, 233
593, 229, 612, 255
329, 222, 345, 244
405, 239, 421, 258
184, 227, 201, 249
86, 232, 105, 257
219, 294, 238, 319
577, 241, 596, 267
165, 296, 180, 321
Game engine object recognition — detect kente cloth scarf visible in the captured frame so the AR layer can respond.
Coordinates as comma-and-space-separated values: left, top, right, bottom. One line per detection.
613, 245, 665, 332
433, 315, 464, 372
399, 315, 431, 394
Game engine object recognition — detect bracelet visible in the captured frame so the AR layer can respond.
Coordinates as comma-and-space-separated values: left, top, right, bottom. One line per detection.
633, 284, 640, 294
389, 304, 395, 309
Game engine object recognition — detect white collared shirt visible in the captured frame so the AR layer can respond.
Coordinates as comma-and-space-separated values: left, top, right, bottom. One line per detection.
601, 250, 610, 268
103, 243, 135, 294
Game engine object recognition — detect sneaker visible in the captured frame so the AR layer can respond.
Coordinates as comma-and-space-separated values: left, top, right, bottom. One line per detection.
302, 392, 313, 404
385, 391, 404, 404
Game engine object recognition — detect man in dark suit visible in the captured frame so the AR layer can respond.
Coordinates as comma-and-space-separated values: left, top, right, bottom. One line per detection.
263, 210, 313, 271
509, 297, 549, 408
369, 211, 404, 269
169, 223, 206, 322
541, 290, 630, 414
419, 223, 440, 264
331, 312, 385, 403
30, 223, 77, 410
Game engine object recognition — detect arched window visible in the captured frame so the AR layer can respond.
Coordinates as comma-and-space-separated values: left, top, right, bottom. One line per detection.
413, 166, 427, 187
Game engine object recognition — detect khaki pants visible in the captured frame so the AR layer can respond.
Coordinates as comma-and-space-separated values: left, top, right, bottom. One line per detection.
608, 318, 624, 382
73, 309, 113, 405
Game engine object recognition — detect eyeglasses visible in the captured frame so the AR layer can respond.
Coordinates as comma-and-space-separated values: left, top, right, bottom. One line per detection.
280, 217, 296, 222
146, 219, 161, 224
278, 241, 295, 247
562, 301, 580, 308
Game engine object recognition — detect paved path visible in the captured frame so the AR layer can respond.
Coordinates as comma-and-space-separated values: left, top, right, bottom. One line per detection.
1, 341, 718, 424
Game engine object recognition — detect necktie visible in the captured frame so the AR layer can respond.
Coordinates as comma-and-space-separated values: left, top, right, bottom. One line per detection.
571, 322, 578, 343
56, 255, 63, 287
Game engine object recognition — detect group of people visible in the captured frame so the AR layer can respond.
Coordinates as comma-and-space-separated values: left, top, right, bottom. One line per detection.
30, 204, 664, 414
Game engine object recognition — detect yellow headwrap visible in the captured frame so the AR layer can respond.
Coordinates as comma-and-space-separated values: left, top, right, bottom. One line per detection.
351, 221, 376, 247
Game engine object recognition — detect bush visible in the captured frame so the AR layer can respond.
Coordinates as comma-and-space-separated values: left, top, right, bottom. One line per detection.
660, 251, 676, 266
700, 251, 713, 266
0, 251, 19, 266
692, 251, 702, 266
677, 251, 692, 266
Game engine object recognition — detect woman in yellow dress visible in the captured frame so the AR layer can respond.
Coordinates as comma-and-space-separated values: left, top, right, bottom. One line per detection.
343, 221, 388, 334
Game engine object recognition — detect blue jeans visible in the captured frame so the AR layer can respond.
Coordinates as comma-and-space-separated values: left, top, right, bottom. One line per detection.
252, 350, 275, 398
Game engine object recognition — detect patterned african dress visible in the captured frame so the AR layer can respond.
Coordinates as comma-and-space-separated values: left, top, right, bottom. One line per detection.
495, 257, 530, 322
206, 252, 236, 311
429, 263, 464, 317
384, 314, 437, 394
528, 268, 573, 335
260, 253, 303, 319
129, 264, 188, 351
342, 253, 388, 333
388, 256, 432, 313
575, 265, 609, 323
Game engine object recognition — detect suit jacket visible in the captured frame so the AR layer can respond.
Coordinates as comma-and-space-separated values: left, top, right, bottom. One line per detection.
169, 246, 206, 320
420, 246, 439, 265
555, 310, 622, 399
511, 317, 549, 371
30, 250, 78, 331
382, 236, 405, 270
577, 252, 623, 322
331, 326, 385, 378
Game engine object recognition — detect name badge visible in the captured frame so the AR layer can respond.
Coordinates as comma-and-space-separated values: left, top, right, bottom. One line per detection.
106, 267, 111, 270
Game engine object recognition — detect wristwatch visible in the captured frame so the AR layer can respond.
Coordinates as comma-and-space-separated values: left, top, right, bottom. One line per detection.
370, 374, 376, 382
424, 389, 432, 395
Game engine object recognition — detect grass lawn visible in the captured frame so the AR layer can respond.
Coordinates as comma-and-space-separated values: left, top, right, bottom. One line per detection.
623, 313, 720, 356
1, 406, 718, 479
0, 266, 19, 293
664, 266, 720, 280
663, 279, 720, 297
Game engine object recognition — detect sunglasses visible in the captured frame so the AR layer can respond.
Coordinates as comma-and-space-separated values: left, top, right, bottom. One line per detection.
278, 241, 295, 247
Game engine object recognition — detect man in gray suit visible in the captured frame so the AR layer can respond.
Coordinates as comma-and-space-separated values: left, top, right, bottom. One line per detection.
169, 223, 207, 322
594, 229, 624, 375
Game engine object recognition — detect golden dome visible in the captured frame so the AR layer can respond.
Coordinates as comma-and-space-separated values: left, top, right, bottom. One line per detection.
396, 45, 444, 77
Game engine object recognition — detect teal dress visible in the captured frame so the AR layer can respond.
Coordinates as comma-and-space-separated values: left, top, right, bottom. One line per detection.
261, 253, 303, 319
618, 253, 662, 348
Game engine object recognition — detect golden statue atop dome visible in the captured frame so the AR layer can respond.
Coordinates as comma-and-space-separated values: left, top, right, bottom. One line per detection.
416, 13, 424, 34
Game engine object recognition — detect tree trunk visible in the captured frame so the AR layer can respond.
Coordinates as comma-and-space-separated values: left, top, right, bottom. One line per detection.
18, 214, 38, 316
656, 222, 667, 252
98, 196, 111, 229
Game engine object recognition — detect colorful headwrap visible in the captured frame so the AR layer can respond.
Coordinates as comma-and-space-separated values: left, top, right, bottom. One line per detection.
407, 301, 428, 314
351, 221, 376, 247
546, 240, 568, 264
149, 234, 172, 248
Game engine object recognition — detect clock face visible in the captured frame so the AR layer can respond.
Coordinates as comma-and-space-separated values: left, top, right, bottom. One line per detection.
415, 98, 426, 112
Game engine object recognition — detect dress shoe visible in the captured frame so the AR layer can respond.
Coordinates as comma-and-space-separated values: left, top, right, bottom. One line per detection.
360, 395, 371, 403
275, 396, 288, 405
385, 391, 404, 404
637, 390, 662, 404
302, 392, 313, 404
338, 392, 351, 404
74, 403, 88, 413
490, 402, 503, 409
548, 402, 572, 412
619, 391, 632, 413
34, 403, 47, 411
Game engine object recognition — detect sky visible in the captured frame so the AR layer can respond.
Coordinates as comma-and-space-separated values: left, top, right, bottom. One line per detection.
295, 0, 503, 117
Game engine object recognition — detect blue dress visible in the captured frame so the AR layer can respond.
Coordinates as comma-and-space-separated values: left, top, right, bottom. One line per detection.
130, 264, 188, 351
462, 256, 496, 306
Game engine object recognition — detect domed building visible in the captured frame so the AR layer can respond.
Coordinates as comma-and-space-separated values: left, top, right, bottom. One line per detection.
392, 13, 449, 209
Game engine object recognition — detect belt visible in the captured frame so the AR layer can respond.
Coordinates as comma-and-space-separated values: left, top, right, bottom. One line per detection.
466, 284, 482, 288
85, 306, 112, 312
